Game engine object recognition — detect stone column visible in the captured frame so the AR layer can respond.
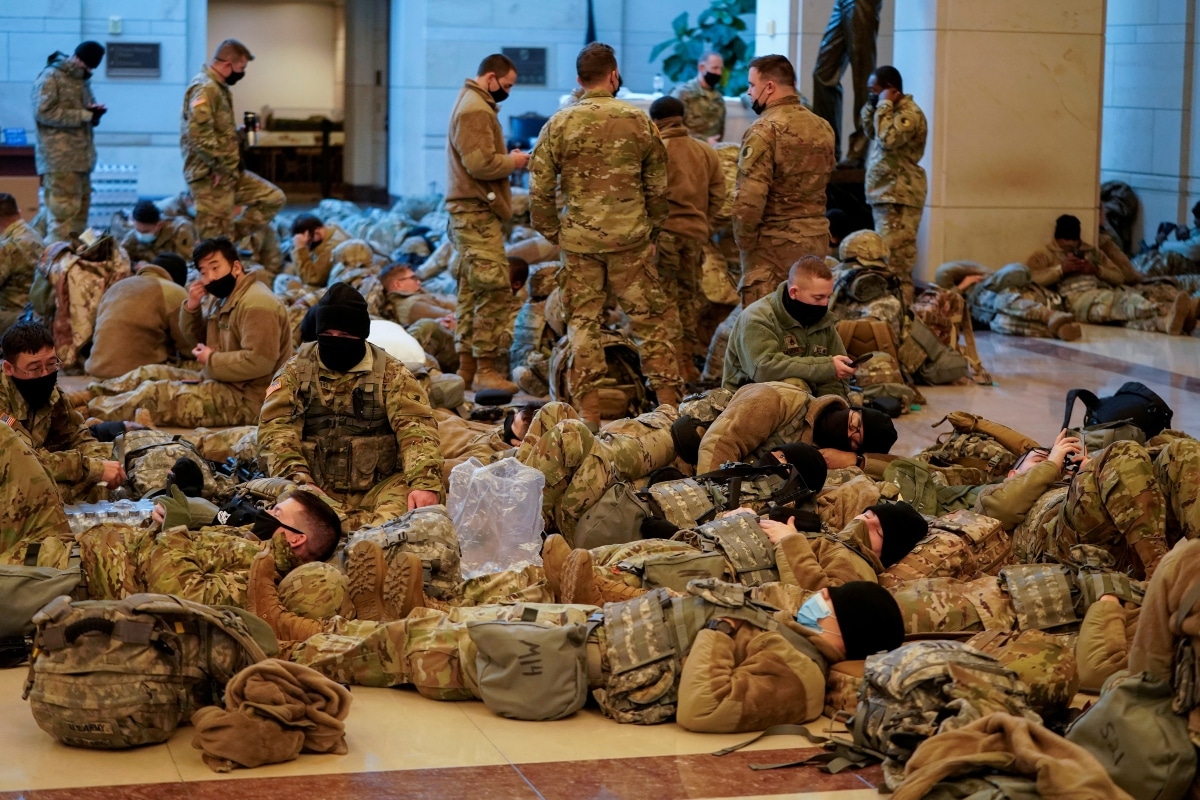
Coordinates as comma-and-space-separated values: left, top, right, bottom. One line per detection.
892, 0, 1106, 280
343, 0, 389, 200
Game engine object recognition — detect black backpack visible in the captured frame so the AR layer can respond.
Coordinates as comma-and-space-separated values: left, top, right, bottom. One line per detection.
1062, 381, 1173, 439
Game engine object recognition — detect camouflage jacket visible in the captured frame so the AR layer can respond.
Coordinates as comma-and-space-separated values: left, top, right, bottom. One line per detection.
258, 342, 444, 495
528, 89, 668, 253
445, 78, 515, 220
732, 95, 835, 249
181, 65, 239, 183
775, 519, 883, 590
1025, 240, 1126, 290
180, 272, 293, 398
0, 219, 44, 314
293, 224, 350, 288
120, 217, 196, 265
381, 289, 455, 327
0, 372, 105, 486
32, 54, 97, 175
974, 461, 1062, 532
722, 280, 848, 395
658, 117, 728, 241
862, 94, 928, 207
671, 77, 726, 140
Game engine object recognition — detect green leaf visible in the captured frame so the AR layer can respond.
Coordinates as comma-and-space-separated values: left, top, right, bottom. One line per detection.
672, 12, 690, 38
663, 53, 690, 81
648, 40, 672, 62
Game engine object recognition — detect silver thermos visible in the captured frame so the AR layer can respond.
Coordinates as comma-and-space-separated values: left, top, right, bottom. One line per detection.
244, 111, 259, 146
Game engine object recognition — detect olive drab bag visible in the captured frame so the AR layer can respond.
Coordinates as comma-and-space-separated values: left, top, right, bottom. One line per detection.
345, 505, 463, 600
23, 593, 268, 749
113, 429, 231, 501
852, 640, 1041, 789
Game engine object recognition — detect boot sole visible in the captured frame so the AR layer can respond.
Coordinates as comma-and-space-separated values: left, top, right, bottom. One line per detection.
1055, 322, 1082, 341
383, 549, 425, 619
346, 539, 389, 621
560, 549, 598, 606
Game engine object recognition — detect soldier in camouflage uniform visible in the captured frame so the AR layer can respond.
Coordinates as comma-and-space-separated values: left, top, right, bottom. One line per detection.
181, 39, 285, 241
510, 266, 560, 397
0, 193, 44, 332
0, 420, 73, 564
862, 67, 927, 306
828, 229, 905, 342
1026, 215, 1192, 335
671, 52, 726, 142
32, 42, 105, 243
734, 55, 836, 306
936, 261, 1081, 341
446, 53, 527, 394
529, 43, 682, 424
83, 237, 292, 427
120, 200, 196, 265
289, 214, 351, 289
258, 283, 444, 531
0, 322, 124, 503
377, 261, 457, 326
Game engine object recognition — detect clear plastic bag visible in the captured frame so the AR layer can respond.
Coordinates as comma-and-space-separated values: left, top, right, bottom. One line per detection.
447, 457, 545, 578
64, 499, 157, 533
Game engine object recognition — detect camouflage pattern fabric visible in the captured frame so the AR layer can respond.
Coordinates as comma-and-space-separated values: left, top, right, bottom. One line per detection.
877, 530, 977, 589
1154, 437, 1200, 543
824, 660, 865, 719
862, 94, 927, 208
189, 170, 285, 243
678, 387, 734, 425
891, 575, 1016, 635
1056, 274, 1159, 325
41, 172, 93, 244
997, 564, 1079, 631
0, 219, 44, 329
1010, 486, 1069, 567
674, 512, 779, 587
671, 77, 725, 140
656, 231, 706, 375
964, 628, 1079, 718
34, 237, 132, 368
87, 364, 260, 427
120, 217, 196, 265
911, 287, 992, 385
278, 562, 354, 620
0, 421, 72, 563
739, 234, 831, 307
918, 431, 1018, 481
346, 505, 463, 601
556, 245, 682, 398
33, 54, 97, 242
829, 292, 904, 344
871, 203, 922, 304
448, 204, 517, 359
408, 318, 459, 374
702, 305, 738, 384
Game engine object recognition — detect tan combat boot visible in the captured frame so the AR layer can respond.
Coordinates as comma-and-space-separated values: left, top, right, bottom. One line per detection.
347, 539, 429, 621
559, 549, 602, 606
457, 352, 477, 387
1047, 312, 1082, 342
593, 571, 649, 604
1165, 293, 1191, 336
541, 534, 571, 602
471, 358, 519, 394
247, 551, 324, 641
578, 391, 601, 431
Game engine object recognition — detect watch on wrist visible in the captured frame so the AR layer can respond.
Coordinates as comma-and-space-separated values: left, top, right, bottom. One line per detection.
705, 619, 735, 637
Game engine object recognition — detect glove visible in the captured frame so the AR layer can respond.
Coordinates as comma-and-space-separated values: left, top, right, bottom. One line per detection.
159, 484, 218, 530
90, 106, 107, 127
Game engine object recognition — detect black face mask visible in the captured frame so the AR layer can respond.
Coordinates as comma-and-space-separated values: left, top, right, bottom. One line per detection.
204, 272, 237, 298
250, 508, 280, 541
867, 92, 879, 105
489, 81, 509, 104
82, 68, 93, 80
615, 73, 624, 93
813, 407, 852, 451
782, 289, 828, 327
702, 70, 721, 89
225, 70, 245, 86
318, 334, 367, 372
11, 370, 58, 410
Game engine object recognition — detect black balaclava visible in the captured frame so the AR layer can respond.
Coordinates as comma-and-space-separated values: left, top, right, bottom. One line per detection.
314, 283, 370, 372
812, 406, 852, 451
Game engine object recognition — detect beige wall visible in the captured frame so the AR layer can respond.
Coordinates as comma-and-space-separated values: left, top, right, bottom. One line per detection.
894, 0, 1106, 278
207, 0, 344, 123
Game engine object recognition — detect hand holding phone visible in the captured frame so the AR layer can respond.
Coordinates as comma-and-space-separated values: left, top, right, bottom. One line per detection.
847, 352, 875, 368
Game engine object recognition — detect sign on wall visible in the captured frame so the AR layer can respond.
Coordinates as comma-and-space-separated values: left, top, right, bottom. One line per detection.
503, 47, 547, 86
106, 43, 161, 78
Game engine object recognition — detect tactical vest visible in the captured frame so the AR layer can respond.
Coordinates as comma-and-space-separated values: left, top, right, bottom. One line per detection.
510, 298, 551, 369
674, 513, 780, 587
595, 582, 826, 725
294, 342, 398, 493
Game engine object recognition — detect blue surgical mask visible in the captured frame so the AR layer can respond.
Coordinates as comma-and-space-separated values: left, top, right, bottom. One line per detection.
134, 230, 156, 244
795, 592, 832, 632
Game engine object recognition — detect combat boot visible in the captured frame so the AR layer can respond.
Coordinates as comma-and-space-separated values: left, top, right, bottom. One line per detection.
471, 358, 519, 394
1165, 293, 1191, 336
1047, 312, 1082, 342
347, 539, 429, 621
593, 571, 649, 604
247, 551, 324, 641
382, 547, 430, 618
541, 534, 571, 602
559, 549, 601, 606
578, 391, 601, 431
457, 352, 477, 386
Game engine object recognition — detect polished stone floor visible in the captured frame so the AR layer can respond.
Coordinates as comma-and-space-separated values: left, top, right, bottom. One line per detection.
3, 324, 1198, 799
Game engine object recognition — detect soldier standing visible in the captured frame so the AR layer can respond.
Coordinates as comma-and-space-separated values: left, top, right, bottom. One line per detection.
733, 55, 835, 307
671, 51, 726, 143
258, 283, 444, 531
445, 53, 526, 394
529, 43, 682, 425
862, 66, 927, 304
181, 39, 285, 241
0, 193, 44, 333
32, 41, 106, 243
121, 200, 196, 265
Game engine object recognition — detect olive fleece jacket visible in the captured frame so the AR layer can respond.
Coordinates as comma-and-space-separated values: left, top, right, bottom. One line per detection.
774, 519, 883, 590
974, 461, 1062, 531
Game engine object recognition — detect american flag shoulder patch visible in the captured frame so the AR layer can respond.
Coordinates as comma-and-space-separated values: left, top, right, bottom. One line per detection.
0, 413, 16, 426
265, 379, 282, 398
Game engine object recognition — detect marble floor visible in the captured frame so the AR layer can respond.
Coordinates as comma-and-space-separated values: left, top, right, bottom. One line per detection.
4, 324, 1199, 799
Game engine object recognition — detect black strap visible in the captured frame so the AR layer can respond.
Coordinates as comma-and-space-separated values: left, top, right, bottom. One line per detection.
1062, 389, 1101, 430
712, 723, 884, 772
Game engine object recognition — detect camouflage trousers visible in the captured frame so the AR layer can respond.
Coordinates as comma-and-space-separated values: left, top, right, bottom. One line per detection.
1041, 441, 1171, 578
702, 305, 740, 384
559, 244, 682, 397
739, 233, 828, 306
517, 403, 679, 543
42, 170, 92, 243
1123, 281, 1190, 333
891, 576, 1017, 635
407, 318, 459, 373
86, 364, 261, 427
448, 205, 518, 359
0, 422, 72, 564
976, 287, 1062, 338
1062, 284, 1160, 326
656, 231, 706, 375
324, 472, 415, 533
188, 170, 286, 241
871, 202, 922, 306
1152, 437, 1200, 544
289, 603, 598, 695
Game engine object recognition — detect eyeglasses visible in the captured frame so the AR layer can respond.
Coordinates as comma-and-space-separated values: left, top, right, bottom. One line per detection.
10, 358, 62, 378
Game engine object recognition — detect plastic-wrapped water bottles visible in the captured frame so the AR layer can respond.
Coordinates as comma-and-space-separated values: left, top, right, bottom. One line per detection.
64, 498, 157, 533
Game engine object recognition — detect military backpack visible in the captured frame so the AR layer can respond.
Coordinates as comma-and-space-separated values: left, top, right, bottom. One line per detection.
346, 505, 463, 600
114, 429, 233, 501
918, 430, 1019, 481
23, 593, 268, 749
550, 328, 653, 419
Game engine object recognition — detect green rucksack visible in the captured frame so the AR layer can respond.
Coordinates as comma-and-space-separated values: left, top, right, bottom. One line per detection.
113, 430, 234, 501
572, 481, 652, 550
918, 431, 1018, 481
23, 593, 270, 749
